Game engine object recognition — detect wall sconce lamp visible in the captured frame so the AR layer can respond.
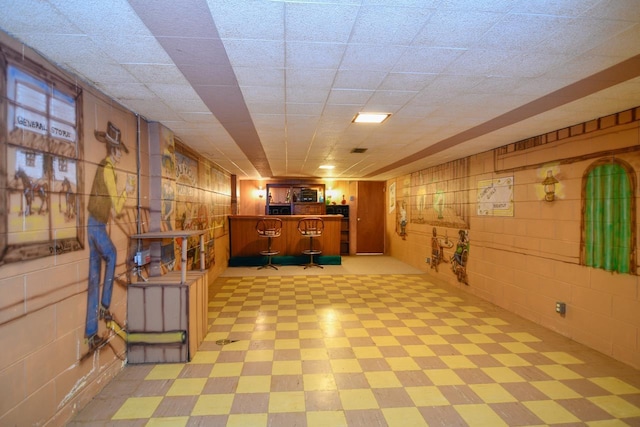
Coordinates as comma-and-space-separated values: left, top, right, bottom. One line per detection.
542, 170, 559, 202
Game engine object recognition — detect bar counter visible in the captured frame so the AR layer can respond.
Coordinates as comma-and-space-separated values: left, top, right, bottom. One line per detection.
228, 215, 343, 266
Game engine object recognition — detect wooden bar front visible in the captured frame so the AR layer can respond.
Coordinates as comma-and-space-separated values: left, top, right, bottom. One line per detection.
229, 215, 342, 258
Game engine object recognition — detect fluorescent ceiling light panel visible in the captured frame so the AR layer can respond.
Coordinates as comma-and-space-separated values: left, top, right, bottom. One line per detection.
319, 164, 335, 169
352, 112, 391, 124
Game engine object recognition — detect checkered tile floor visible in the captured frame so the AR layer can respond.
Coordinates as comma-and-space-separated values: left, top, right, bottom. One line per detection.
69, 274, 640, 426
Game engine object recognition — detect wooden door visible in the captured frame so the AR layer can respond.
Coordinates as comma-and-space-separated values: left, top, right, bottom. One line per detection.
356, 181, 385, 254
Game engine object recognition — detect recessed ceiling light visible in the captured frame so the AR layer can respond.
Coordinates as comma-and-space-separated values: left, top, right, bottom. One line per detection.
352, 112, 391, 124
319, 164, 335, 170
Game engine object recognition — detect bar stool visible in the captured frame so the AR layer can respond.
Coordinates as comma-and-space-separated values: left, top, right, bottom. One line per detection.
297, 217, 324, 269
256, 217, 282, 270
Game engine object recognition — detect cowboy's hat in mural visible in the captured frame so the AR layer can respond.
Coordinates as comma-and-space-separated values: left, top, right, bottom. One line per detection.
94, 122, 129, 153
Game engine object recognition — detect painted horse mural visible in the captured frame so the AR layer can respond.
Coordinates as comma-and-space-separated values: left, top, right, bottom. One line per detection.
14, 168, 49, 215
59, 177, 76, 219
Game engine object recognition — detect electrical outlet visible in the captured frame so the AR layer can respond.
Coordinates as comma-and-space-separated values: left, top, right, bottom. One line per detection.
555, 302, 566, 315
425, 257, 431, 264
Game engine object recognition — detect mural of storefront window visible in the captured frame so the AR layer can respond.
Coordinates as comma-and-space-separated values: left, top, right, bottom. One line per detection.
211, 166, 231, 235
1, 51, 82, 264
581, 158, 636, 274
408, 158, 470, 229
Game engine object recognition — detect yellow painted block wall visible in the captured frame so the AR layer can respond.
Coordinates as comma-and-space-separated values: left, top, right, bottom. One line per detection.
387, 119, 640, 370
0, 34, 232, 426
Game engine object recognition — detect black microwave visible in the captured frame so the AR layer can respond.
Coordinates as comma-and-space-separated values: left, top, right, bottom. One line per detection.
300, 189, 317, 202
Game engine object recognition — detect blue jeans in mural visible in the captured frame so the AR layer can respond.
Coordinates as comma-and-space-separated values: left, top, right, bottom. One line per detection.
85, 215, 116, 338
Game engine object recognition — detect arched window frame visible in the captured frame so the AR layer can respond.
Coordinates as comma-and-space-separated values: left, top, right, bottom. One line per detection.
580, 158, 637, 274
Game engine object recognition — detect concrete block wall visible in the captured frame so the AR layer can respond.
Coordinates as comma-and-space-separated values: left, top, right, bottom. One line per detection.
0, 33, 232, 426
388, 115, 640, 370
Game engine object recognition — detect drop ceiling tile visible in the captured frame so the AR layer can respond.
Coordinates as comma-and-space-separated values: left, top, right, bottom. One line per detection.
583, 0, 640, 21
65, 61, 135, 84
443, 48, 511, 75
98, 82, 156, 100
3, 0, 639, 181
413, 10, 504, 48
392, 107, 438, 122
321, 104, 362, 119
0, 1, 71, 33
333, 69, 388, 90
13, 33, 105, 63
92, 34, 173, 64
155, 37, 229, 67
174, 112, 216, 123
585, 25, 640, 58
147, 83, 203, 100
535, 18, 638, 56
467, 76, 527, 95
350, 5, 434, 45
284, 103, 325, 116
544, 54, 625, 80
479, 13, 573, 51
285, 68, 336, 89
241, 85, 285, 103
170, 99, 211, 113
379, 72, 438, 91
252, 114, 286, 129
55, 0, 152, 36
340, 44, 406, 71
251, 114, 286, 130
223, 39, 285, 68
511, 0, 602, 16
121, 100, 181, 121
286, 132, 316, 146
367, 90, 418, 106
393, 46, 466, 74
246, 102, 286, 115
283, 116, 321, 132
207, 0, 284, 40
286, 41, 346, 69
437, 0, 515, 13
409, 75, 485, 105
327, 89, 373, 104
258, 130, 286, 143
490, 52, 567, 79
123, 64, 185, 84
285, 87, 330, 103
234, 67, 285, 87
285, 2, 358, 42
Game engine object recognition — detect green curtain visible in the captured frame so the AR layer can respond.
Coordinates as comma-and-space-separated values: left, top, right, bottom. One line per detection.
584, 163, 632, 273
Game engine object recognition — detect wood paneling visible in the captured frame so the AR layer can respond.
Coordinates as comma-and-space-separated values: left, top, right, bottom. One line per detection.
229, 215, 342, 257
127, 270, 208, 363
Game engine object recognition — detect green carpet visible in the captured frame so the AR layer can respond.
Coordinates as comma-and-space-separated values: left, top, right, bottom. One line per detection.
229, 255, 342, 267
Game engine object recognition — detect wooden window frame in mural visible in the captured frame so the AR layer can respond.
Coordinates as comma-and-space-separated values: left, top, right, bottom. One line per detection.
408, 158, 470, 229
580, 157, 637, 275
0, 46, 83, 264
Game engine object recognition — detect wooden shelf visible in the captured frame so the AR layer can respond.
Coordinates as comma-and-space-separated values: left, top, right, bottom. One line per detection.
266, 183, 326, 215
128, 229, 209, 363
131, 230, 207, 284
327, 205, 349, 255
